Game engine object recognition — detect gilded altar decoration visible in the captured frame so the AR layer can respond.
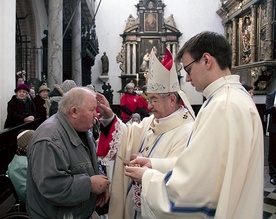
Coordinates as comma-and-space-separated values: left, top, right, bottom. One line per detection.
217, 0, 276, 94
116, 0, 182, 92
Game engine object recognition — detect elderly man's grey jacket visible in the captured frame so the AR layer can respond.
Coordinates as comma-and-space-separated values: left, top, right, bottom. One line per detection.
27, 111, 99, 219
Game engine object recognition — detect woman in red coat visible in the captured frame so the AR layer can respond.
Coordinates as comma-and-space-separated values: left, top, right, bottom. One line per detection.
120, 83, 138, 123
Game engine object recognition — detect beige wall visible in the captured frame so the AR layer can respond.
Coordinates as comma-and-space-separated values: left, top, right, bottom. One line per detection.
0, 0, 16, 129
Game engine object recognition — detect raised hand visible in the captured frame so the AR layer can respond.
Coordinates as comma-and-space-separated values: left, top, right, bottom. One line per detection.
96, 93, 113, 119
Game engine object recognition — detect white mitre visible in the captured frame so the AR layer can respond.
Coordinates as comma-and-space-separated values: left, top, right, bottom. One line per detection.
147, 48, 195, 119
147, 49, 179, 93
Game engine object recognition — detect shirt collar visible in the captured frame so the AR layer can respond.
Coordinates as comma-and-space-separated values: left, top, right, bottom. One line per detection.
203, 75, 240, 99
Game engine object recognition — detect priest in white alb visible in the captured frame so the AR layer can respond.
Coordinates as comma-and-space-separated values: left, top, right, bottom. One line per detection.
125, 31, 264, 219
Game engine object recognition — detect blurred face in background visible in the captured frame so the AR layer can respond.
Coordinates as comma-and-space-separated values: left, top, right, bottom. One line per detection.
132, 117, 140, 123
39, 90, 49, 99
29, 89, 35, 99
17, 78, 24, 85
126, 87, 134, 94
16, 89, 28, 101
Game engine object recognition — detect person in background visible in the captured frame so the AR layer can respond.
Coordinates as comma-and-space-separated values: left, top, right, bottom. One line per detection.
125, 31, 264, 219
96, 48, 195, 219
48, 79, 77, 116
4, 84, 37, 128
26, 87, 110, 219
266, 89, 276, 185
126, 113, 141, 125
120, 83, 139, 123
16, 70, 26, 86
7, 129, 35, 203
29, 88, 36, 99
242, 83, 254, 98
131, 113, 141, 124
33, 85, 51, 120
136, 85, 150, 120
17, 77, 25, 86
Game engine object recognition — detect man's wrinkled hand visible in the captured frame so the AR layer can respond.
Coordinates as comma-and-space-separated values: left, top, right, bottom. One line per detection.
96, 189, 109, 207
90, 175, 110, 194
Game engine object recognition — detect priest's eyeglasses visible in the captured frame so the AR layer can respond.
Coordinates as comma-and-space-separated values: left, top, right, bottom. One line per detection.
183, 56, 202, 75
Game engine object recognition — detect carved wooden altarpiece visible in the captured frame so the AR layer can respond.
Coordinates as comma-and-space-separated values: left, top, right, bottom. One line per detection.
217, 0, 276, 94
116, 0, 182, 92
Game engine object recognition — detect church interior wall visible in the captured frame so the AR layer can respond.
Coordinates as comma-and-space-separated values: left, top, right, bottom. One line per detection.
92, 0, 224, 105
0, 0, 16, 129
31, 0, 48, 78
91, 0, 138, 105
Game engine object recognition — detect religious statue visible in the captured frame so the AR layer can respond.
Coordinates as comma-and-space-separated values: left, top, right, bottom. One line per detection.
116, 46, 126, 73
126, 14, 137, 29
242, 16, 252, 64
101, 52, 109, 75
165, 14, 176, 27
140, 52, 150, 72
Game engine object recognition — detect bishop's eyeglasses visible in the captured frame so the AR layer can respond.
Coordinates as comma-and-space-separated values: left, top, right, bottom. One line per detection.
147, 93, 170, 105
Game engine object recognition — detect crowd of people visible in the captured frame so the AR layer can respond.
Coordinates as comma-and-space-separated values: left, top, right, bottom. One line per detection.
4, 77, 77, 129
3, 31, 275, 219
